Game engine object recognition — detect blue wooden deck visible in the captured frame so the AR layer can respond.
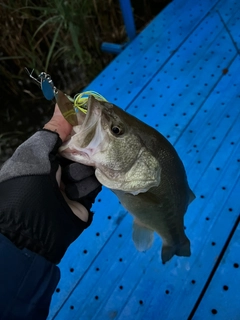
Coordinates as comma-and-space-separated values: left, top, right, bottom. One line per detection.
48, 0, 240, 319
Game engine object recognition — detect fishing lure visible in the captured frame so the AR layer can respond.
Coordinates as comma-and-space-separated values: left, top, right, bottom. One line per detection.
25, 68, 56, 100
25, 68, 107, 126
73, 91, 107, 114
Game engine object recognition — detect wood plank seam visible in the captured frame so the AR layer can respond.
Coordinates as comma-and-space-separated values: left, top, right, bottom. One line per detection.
188, 215, 240, 319
125, 0, 221, 113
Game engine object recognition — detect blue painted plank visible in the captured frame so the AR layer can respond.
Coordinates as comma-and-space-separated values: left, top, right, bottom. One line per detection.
84, 55, 240, 319
84, 52, 240, 317
48, 1, 222, 318
126, 12, 237, 132
57, 113, 240, 319
215, 0, 240, 13
117, 156, 240, 320
90, 131, 240, 320
47, 193, 127, 317
215, 0, 240, 38
192, 222, 240, 320
57, 215, 142, 320
84, 0, 220, 107
52, 56, 240, 319
48, 0, 240, 318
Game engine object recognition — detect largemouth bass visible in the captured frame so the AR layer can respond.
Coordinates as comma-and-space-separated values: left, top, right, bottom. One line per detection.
59, 95, 195, 263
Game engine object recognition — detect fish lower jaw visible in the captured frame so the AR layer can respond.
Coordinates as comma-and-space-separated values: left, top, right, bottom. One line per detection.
60, 149, 95, 165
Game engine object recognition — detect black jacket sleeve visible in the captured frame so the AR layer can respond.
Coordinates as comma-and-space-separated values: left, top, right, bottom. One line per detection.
0, 130, 100, 264
0, 232, 60, 320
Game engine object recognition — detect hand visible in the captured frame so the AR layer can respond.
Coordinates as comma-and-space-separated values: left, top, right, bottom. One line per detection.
44, 105, 99, 222
43, 103, 72, 141
0, 104, 101, 264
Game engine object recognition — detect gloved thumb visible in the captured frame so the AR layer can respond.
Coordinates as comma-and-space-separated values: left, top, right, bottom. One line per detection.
56, 166, 89, 222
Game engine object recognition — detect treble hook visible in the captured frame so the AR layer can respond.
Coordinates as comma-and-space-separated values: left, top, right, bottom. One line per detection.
25, 68, 41, 86
25, 68, 56, 100
25, 67, 78, 126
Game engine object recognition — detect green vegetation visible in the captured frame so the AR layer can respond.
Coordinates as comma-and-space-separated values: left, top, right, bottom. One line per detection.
0, 0, 169, 163
0, 0, 126, 94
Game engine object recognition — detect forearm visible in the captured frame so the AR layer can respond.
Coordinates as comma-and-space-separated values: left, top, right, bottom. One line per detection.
0, 130, 91, 264
0, 123, 101, 319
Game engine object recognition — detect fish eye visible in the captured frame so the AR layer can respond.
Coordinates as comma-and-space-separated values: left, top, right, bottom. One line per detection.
111, 125, 123, 135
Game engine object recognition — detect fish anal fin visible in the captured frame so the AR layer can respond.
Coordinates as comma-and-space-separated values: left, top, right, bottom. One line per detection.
161, 237, 191, 263
132, 220, 154, 252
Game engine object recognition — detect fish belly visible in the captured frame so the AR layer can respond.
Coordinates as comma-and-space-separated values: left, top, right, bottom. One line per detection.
114, 190, 191, 263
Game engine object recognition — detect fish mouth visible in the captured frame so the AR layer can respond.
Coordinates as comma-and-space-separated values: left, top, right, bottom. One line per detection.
69, 95, 103, 128
59, 147, 93, 164
56, 91, 102, 126
84, 95, 102, 121
59, 95, 107, 163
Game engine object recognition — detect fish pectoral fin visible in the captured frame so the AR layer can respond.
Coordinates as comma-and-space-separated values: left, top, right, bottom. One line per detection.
132, 220, 154, 252
161, 237, 191, 263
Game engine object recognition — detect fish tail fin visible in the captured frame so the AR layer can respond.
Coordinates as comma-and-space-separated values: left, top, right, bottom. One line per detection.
161, 245, 176, 263
161, 237, 191, 263
188, 188, 196, 205
176, 237, 191, 257
132, 220, 154, 252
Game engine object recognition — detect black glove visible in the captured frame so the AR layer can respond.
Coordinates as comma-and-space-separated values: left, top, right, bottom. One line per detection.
61, 161, 101, 211
0, 130, 101, 264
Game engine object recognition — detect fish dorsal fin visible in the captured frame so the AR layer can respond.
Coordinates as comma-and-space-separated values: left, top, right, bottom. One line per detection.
132, 220, 154, 252
95, 148, 161, 194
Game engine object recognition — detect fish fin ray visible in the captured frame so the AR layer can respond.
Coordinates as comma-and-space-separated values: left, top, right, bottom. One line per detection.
176, 238, 191, 257
132, 220, 154, 252
161, 245, 176, 263
161, 237, 191, 263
